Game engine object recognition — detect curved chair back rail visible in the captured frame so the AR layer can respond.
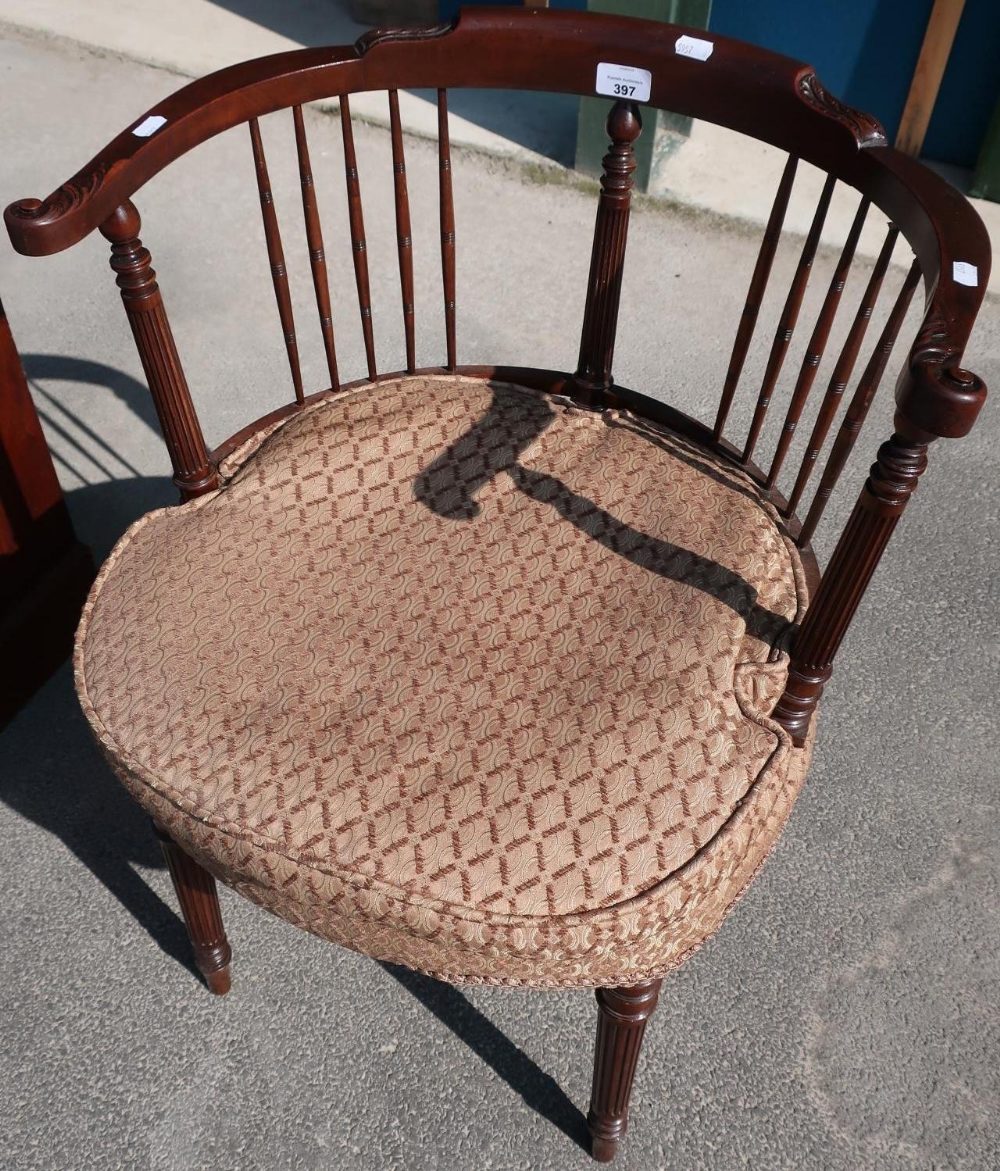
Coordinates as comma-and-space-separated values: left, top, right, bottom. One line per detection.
4, 10, 988, 419
4, 12, 988, 329
4, 6, 990, 744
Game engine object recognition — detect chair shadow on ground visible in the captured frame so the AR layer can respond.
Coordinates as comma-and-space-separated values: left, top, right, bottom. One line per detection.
3, 355, 196, 977
383, 963, 590, 1150
2, 355, 591, 1149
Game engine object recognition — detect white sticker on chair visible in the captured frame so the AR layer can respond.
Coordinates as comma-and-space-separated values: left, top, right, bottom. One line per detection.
675, 35, 714, 61
595, 62, 652, 103
133, 115, 167, 138
952, 261, 978, 287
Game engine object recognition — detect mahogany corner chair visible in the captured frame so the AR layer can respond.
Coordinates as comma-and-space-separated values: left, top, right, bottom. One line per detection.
6, 7, 989, 1162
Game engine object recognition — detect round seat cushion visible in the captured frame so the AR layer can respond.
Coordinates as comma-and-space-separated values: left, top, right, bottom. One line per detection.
76, 374, 812, 987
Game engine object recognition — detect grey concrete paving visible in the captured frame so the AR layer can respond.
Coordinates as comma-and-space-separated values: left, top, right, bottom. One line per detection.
1, 26, 998, 1171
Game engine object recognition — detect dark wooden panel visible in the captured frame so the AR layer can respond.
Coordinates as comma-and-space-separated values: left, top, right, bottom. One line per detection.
0, 297, 94, 724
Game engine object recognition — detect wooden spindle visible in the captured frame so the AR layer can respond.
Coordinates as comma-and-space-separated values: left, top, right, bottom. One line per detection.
248, 117, 305, 405
799, 259, 920, 545
573, 100, 643, 407
773, 421, 932, 745
292, 105, 339, 392
340, 95, 377, 381
713, 155, 798, 441
437, 89, 457, 372
766, 196, 870, 489
99, 202, 217, 500
389, 90, 416, 374
786, 226, 900, 519
742, 173, 837, 464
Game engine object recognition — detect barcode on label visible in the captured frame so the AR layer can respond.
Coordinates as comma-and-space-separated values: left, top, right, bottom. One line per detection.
675, 35, 714, 61
133, 115, 167, 138
595, 62, 652, 103
953, 261, 978, 287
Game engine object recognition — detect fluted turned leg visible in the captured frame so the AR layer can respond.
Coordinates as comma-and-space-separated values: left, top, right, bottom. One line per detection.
154, 824, 232, 994
587, 979, 662, 1162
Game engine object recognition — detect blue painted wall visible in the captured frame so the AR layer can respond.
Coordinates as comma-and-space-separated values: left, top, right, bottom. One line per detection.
441, 0, 585, 17
709, 0, 1000, 165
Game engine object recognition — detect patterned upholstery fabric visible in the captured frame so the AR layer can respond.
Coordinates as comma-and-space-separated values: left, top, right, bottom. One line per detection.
76, 375, 812, 987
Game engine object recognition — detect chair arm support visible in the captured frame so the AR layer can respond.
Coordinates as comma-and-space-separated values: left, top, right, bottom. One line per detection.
773, 418, 933, 745
773, 183, 989, 745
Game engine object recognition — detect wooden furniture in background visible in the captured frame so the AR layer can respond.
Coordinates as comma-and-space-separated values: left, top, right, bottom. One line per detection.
5, 8, 989, 1161
895, 0, 966, 157
0, 298, 93, 724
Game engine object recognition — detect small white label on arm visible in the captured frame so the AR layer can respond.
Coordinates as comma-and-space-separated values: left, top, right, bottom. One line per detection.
675, 34, 714, 61
133, 115, 167, 138
595, 62, 652, 103
953, 261, 978, 287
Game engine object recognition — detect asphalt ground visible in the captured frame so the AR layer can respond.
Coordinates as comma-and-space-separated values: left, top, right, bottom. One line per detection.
1, 25, 998, 1171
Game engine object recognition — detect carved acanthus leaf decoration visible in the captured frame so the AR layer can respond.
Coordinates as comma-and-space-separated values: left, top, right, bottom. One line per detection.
7, 163, 108, 225
355, 23, 453, 55
798, 72, 887, 147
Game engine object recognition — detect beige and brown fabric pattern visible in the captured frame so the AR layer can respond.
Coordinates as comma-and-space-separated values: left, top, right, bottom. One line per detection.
75, 375, 812, 987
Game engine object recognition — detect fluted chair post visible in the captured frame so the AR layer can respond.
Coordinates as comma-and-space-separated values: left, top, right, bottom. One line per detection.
774, 421, 931, 744
573, 100, 642, 407
587, 979, 662, 1162
153, 824, 233, 995
100, 201, 217, 500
